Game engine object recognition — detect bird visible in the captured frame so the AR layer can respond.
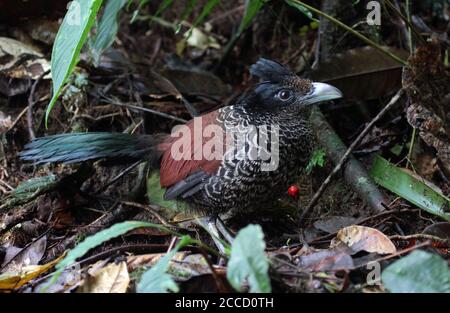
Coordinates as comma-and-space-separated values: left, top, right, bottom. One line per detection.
20, 58, 342, 221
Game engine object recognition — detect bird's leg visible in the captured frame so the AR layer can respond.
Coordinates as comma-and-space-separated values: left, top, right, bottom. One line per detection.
196, 215, 234, 255
195, 216, 227, 255
215, 216, 234, 244
206, 218, 228, 255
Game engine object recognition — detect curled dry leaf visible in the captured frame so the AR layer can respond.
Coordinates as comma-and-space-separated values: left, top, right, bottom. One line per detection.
0, 37, 51, 79
0, 37, 51, 96
79, 261, 130, 293
0, 254, 63, 290
183, 27, 221, 51
331, 225, 396, 255
1, 235, 47, 273
127, 252, 212, 282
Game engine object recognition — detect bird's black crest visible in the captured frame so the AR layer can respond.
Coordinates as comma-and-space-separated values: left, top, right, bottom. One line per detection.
249, 58, 294, 83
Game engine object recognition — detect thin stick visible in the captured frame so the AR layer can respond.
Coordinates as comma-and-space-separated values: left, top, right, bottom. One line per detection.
120, 200, 173, 228
1, 107, 27, 135
94, 160, 141, 194
385, 0, 425, 47
300, 89, 404, 222
112, 101, 187, 123
390, 234, 449, 246
290, 0, 408, 66
27, 70, 50, 140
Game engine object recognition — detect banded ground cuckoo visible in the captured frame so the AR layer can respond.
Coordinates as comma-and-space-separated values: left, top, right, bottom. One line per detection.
20, 58, 342, 243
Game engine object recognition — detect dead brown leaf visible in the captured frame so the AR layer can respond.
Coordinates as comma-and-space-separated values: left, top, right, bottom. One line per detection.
0, 254, 63, 290
79, 261, 130, 293
331, 225, 396, 255
1, 235, 47, 273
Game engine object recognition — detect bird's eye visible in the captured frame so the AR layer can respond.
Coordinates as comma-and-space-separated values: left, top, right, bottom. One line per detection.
277, 90, 292, 101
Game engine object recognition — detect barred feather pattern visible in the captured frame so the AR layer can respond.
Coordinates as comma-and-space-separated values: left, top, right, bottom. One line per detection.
185, 104, 314, 215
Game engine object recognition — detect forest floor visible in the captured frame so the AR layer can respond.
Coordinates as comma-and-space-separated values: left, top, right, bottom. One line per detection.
0, 0, 449, 293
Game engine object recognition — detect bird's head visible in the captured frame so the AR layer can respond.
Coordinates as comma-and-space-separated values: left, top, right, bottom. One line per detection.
247, 58, 342, 111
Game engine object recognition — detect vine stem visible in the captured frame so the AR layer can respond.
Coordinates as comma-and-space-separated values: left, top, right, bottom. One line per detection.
290, 0, 408, 66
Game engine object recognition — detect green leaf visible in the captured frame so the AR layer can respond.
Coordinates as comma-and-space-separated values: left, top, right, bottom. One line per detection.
130, 0, 150, 23
146, 171, 189, 212
11, 175, 56, 196
154, 0, 175, 18
56, 221, 168, 270
370, 156, 450, 222
238, 0, 267, 34
175, 0, 199, 33
227, 225, 271, 293
285, 0, 317, 21
89, 0, 127, 66
382, 250, 450, 293
179, 0, 219, 53
306, 149, 326, 174
192, 0, 219, 27
45, 0, 103, 125
137, 236, 192, 293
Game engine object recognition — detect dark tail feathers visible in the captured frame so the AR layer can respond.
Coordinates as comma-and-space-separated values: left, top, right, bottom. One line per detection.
20, 132, 161, 165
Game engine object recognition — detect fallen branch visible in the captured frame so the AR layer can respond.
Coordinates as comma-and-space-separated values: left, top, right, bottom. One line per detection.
390, 234, 450, 247
300, 89, 404, 222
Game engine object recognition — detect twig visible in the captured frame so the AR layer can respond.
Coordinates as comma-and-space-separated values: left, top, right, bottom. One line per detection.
290, 0, 408, 66
120, 200, 173, 228
111, 101, 187, 123
300, 89, 404, 222
27, 69, 50, 140
1, 107, 28, 135
197, 247, 229, 292
385, 0, 426, 47
94, 161, 141, 194
390, 234, 450, 246
354, 240, 432, 269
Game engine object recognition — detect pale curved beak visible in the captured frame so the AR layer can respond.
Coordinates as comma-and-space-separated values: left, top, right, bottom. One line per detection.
303, 82, 343, 105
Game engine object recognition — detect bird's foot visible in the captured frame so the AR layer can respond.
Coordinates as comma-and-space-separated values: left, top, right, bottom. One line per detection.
196, 215, 234, 256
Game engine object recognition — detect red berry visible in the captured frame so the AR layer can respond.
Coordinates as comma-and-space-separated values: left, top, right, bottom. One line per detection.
287, 185, 300, 198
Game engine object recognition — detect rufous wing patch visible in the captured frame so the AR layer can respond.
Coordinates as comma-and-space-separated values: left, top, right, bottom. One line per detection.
158, 110, 226, 188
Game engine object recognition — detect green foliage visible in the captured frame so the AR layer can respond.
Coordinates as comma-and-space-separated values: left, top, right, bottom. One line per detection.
227, 225, 271, 293
56, 221, 169, 271
154, 0, 175, 18
137, 236, 192, 293
11, 175, 56, 196
285, 0, 317, 21
370, 156, 450, 222
146, 171, 190, 211
1, 175, 57, 211
382, 250, 450, 293
130, 0, 150, 23
45, 0, 103, 125
176, 0, 199, 33
238, 0, 267, 35
192, 0, 220, 28
89, 0, 127, 66
306, 149, 326, 174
